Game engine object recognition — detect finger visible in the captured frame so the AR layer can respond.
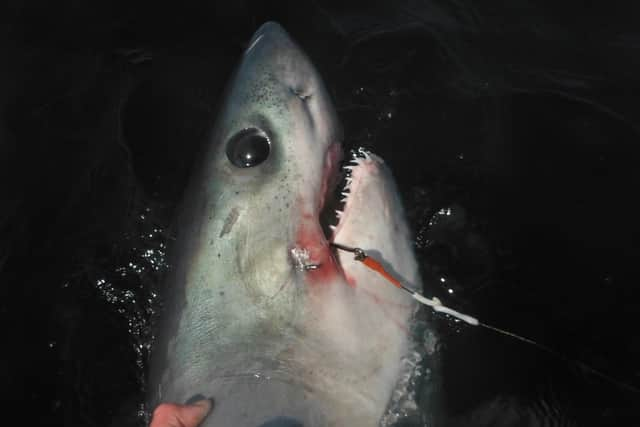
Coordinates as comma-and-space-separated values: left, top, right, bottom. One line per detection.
176, 399, 213, 426
150, 399, 213, 427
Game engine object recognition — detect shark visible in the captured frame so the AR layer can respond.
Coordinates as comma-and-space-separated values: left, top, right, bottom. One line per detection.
150, 21, 431, 427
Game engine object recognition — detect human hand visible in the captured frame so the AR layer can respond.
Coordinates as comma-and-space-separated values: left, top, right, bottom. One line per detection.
149, 397, 213, 427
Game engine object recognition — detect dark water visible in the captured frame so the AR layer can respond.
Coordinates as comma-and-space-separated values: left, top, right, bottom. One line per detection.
1, 1, 639, 426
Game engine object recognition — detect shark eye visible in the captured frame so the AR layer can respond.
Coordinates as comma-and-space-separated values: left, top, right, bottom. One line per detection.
226, 128, 270, 168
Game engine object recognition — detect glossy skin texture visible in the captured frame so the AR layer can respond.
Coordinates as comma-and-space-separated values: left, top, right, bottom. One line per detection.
150, 22, 422, 426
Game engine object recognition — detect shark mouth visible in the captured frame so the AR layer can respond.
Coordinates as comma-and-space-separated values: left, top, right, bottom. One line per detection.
319, 147, 369, 241
292, 144, 377, 284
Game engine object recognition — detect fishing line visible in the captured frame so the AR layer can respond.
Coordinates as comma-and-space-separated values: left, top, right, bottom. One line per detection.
330, 241, 639, 394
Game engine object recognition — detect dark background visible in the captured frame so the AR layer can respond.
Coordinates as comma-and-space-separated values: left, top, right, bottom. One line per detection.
1, 1, 639, 426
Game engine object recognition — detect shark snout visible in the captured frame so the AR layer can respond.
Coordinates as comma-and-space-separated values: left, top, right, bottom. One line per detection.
245, 21, 288, 54
244, 21, 317, 95
240, 21, 342, 149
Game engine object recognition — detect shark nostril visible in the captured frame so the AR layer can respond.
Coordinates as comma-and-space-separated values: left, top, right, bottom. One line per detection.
290, 87, 312, 101
258, 416, 304, 427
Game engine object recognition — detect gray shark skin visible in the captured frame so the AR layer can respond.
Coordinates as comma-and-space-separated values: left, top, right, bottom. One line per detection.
150, 22, 425, 427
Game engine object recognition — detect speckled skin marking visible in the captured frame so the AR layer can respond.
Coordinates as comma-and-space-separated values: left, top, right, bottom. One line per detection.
150, 22, 425, 427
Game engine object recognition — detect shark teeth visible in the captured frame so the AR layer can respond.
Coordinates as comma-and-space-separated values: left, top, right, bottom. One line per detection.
341, 147, 371, 172
361, 150, 371, 159
335, 146, 372, 207
320, 146, 371, 239
353, 147, 371, 160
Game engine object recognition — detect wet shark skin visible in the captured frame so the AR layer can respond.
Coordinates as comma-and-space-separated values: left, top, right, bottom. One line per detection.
149, 22, 424, 427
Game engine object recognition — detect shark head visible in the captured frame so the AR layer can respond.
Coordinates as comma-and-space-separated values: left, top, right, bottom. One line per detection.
150, 22, 424, 427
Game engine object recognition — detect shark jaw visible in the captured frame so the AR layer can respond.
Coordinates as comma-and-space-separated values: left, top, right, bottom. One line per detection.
150, 21, 425, 427
297, 146, 408, 289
